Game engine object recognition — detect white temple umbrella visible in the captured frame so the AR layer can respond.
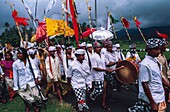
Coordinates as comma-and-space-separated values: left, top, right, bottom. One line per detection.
89, 27, 113, 40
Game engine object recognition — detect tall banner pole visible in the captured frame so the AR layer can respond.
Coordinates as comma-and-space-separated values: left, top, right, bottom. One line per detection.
137, 27, 147, 44
85, 0, 94, 43
129, 10, 147, 44
106, 7, 117, 39
5, 2, 25, 47
120, 17, 131, 40
61, 0, 68, 44
95, 0, 97, 28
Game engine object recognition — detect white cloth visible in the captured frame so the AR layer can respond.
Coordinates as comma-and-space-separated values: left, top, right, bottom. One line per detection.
101, 48, 107, 55
67, 60, 91, 89
126, 51, 141, 62
63, 53, 76, 69
56, 51, 68, 79
116, 50, 125, 60
45, 56, 60, 82
13, 59, 41, 91
105, 50, 119, 70
84, 51, 93, 88
138, 55, 165, 104
31, 57, 41, 76
91, 52, 106, 81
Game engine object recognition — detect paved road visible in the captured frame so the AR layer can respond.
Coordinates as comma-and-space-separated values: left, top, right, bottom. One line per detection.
63, 85, 170, 112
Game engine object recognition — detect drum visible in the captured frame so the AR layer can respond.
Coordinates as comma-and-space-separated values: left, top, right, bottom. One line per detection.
115, 60, 139, 84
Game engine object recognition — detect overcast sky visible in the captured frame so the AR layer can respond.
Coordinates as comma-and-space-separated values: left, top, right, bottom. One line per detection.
0, 0, 169, 34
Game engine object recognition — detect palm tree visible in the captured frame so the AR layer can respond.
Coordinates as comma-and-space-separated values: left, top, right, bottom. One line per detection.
4, 22, 10, 31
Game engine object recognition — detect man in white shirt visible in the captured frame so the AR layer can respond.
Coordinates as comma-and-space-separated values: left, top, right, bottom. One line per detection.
105, 41, 121, 94
126, 44, 141, 64
29, 49, 41, 78
13, 47, 44, 112
67, 49, 91, 112
45, 46, 63, 104
90, 42, 113, 111
128, 38, 170, 112
115, 43, 125, 60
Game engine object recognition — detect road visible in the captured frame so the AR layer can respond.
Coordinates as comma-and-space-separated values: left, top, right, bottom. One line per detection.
63, 85, 170, 112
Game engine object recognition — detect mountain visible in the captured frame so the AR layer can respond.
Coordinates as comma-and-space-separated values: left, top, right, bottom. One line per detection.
115, 25, 170, 41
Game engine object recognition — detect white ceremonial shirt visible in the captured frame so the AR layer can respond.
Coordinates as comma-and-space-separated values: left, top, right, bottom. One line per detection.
115, 50, 125, 60
101, 48, 107, 55
67, 60, 91, 89
91, 52, 106, 81
105, 50, 119, 70
138, 55, 165, 104
126, 51, 141, 62
13, 59, 41, 91
45, 56, 60, 82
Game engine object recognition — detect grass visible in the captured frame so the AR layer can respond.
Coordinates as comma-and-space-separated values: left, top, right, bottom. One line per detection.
0, 95, 75, 112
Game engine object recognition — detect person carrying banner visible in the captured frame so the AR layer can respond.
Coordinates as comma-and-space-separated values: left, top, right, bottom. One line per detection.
13, 47, 45, 112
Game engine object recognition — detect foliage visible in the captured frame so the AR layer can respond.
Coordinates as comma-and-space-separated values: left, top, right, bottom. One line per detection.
0, 24, 34, 47
0, 95, 75, 112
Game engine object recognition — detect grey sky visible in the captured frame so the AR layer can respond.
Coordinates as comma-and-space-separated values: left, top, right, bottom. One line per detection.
0, 0, 170, 34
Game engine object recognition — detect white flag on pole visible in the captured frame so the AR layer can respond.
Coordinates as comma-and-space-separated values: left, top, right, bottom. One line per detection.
46, 0, 57, 14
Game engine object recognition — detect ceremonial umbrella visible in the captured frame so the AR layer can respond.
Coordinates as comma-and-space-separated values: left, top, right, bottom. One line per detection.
89, 27, 113, 40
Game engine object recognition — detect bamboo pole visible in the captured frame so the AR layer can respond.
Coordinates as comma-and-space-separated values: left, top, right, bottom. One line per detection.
5, 1, 25, 47
62, 0, 67, 44
138, 27, 147, 44
121, 17, 131, 40
106, 7, 117, 39
129, 9, 147, 44
85, 0, 94, 43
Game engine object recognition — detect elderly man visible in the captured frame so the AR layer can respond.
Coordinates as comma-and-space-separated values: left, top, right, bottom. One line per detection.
128, 38, 170, 112
67, 49, 91, 112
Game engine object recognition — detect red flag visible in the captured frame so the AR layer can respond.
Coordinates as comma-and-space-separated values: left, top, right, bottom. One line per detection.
121, 17, 130, 28
36, 22, 47, 43
156, 31, 168, 39
12, 9, 30, 26
133, 16, 141, 28
69, 0, 79, 47
80, 27, 96, 39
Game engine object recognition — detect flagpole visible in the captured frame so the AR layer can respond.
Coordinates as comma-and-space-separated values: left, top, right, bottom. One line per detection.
129, 10, 147, 44
85, 0, 94, 43
106, 7, 117, 39
95, 0, 97, 28
121, 17, 131, 40
21, 0, 37, 30
5, 2, 24, 47
138, 27, 147, 43
61, 0, 67, 44
66, 0, 69, 25
105, 6, 108, 29
69, 0, 80, 47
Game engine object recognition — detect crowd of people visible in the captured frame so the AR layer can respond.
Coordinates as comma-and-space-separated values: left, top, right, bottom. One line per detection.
0, 37, 170, 112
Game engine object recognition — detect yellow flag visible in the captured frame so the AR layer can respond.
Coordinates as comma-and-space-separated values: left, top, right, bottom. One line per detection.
46, 18, 74, 37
